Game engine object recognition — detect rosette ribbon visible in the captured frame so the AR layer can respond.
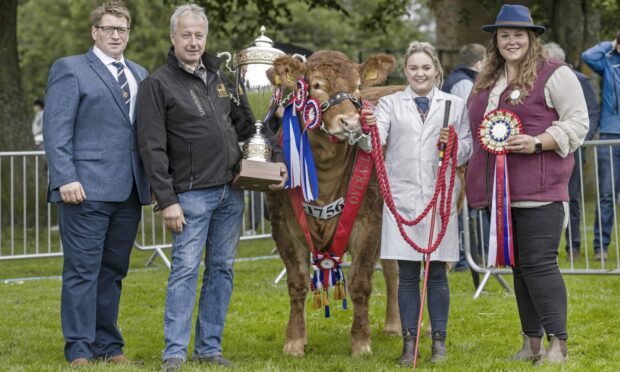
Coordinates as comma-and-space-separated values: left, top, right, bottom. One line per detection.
478, 109, 523, 267
282, 103, 319, 202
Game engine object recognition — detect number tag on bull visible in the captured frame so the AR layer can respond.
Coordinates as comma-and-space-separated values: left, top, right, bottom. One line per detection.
303, 198, 345, 220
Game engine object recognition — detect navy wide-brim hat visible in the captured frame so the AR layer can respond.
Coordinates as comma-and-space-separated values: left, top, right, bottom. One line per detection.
482, 4, 546, 34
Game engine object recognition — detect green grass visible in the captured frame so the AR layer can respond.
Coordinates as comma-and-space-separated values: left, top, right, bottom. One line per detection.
0, 238, 619, 371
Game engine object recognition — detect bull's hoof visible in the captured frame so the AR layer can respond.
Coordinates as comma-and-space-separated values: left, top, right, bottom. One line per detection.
383, 324, 401, 336
283, 339, 305, 357
351, 342, 372, 357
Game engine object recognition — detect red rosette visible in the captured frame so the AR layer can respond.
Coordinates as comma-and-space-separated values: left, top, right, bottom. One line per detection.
294, 78, 309, 112
303, 98, 322, 130
268, 85, 283, 110
478, 108, 524, 155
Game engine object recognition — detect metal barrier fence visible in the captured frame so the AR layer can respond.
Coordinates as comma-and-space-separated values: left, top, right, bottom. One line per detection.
0, 151, 272, 266
463, 139, 620, 299
3, 140, 620, 281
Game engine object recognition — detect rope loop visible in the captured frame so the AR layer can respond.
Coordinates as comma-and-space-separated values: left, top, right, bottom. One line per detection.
363, 107, 459, 254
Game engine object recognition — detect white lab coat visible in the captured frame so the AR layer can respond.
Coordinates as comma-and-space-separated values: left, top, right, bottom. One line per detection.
376, 86, 472, 262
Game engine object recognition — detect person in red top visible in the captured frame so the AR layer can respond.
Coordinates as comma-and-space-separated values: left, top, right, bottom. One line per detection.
465, 4, 588, 364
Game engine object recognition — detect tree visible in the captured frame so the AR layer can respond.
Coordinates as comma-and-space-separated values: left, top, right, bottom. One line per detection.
1, 0, 30, 151
427, 0, 605, 72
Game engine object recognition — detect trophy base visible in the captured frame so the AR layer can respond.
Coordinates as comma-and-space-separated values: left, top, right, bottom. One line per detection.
232, 159, 283, 192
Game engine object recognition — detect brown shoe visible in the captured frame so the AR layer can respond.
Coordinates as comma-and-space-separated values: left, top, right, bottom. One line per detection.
106, 354, 142, 365
535, 336, 568, 364
565, 250, 580, 262
70, 358, 90, 368
510, 333, 545, 361
594, 251, 608, 261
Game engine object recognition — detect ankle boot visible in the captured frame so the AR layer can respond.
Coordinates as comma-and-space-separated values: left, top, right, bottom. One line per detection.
536, 335, 568, 364
397, 335, 415, 366
510, 332, 545, 361
430, 337, 446, 363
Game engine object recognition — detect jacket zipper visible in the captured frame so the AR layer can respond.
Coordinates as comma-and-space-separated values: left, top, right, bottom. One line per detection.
206, 94, 230, 174
188, 142, 194, 190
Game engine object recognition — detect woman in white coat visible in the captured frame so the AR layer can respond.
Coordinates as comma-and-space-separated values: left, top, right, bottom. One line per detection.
364, 41, 472, 365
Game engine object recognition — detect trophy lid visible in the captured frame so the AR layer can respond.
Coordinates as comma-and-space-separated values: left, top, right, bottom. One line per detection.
236, 26, 285, 67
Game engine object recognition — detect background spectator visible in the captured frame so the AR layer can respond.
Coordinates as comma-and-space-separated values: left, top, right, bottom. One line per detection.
581, 32, 620, 261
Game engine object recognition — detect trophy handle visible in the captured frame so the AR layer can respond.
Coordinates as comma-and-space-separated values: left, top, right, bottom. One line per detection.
292, 53, 307, 62
217, 51, 235, 73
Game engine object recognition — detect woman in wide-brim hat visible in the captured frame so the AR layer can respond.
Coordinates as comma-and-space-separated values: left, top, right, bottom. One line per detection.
465, 4, 588, 364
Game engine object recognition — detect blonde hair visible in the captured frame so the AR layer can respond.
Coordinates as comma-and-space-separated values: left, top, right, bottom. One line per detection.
91, 0, 130, 27
472, 29, 547, 96
404, 41, 444, 89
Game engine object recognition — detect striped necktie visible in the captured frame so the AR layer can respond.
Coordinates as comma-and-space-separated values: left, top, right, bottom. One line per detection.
112, 62, 131, 107
414, 96, 430, 122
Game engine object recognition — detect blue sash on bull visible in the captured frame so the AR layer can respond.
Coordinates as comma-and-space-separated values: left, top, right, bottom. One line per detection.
478, 109, 523, 267
282, 80, 319, 201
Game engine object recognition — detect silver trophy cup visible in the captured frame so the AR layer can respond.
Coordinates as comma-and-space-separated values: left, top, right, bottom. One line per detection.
218, 26, 285, 190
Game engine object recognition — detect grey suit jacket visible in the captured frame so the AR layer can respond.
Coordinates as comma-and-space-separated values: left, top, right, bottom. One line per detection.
44, 48, 150, 204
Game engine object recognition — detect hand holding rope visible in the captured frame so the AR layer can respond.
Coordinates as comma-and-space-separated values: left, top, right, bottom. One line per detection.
360, 102, 459, 255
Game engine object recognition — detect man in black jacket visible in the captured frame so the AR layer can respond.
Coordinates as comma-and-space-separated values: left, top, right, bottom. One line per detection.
136, 4, 286, 371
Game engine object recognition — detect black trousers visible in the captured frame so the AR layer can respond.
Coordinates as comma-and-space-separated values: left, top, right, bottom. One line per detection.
512, 202, 568, 340
565, 157, 583, 252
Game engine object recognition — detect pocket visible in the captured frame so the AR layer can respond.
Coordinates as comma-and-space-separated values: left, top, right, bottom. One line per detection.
73, 150, 102, 160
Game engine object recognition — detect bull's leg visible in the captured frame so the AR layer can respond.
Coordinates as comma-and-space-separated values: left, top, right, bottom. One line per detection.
279, 240, 310, 357
347, 247, 378, 356
381, 259, 401, 335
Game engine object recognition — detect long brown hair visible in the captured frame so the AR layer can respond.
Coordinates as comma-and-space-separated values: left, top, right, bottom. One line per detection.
472, 29, 548, 96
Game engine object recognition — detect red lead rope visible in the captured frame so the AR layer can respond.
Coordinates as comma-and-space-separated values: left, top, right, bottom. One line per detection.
361, 111, 459, 255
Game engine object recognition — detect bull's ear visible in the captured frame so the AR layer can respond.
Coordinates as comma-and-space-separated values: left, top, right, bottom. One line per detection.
359, 53, 396, 88
269, 55, 306, 89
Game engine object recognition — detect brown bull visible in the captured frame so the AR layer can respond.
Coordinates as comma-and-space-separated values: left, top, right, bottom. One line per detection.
266, 51, 402, 356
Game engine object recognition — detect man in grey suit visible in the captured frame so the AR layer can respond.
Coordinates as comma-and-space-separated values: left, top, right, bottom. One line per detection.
43, 0, 149, 367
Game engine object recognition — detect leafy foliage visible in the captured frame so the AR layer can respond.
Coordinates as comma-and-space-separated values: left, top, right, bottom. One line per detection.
17, 0, 426, 103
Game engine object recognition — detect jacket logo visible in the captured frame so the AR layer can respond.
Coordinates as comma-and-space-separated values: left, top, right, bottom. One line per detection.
237, 84, 245, 96
217, 83, 228, 97
189, 89, 206, 116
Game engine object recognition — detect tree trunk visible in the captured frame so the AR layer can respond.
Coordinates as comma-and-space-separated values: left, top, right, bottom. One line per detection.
546, 0, 601, 69
0, 0, 30, 151
429, 0, 497, 72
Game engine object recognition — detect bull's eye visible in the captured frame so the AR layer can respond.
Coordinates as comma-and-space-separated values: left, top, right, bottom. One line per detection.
313, 83, 321, 90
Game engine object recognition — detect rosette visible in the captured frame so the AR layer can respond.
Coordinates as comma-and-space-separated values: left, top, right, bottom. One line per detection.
478, 108, 523, 267
479, 109, 524, 155
294, 78, 309, 112
303, 98, 322, 130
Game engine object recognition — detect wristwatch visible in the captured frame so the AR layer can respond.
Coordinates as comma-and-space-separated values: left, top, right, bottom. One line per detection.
534, 136, 542, 153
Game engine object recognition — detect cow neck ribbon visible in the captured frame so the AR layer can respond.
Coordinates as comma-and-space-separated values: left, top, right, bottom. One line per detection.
287, 149, 373, 318
282, 103, 319, 201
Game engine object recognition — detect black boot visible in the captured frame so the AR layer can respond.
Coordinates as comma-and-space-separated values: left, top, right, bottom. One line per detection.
431, 333, 446, 363
397, 335, 415, 367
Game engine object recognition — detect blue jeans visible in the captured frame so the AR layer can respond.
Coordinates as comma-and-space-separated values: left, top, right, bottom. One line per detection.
398, 261, 450, 339
593, 134, 620, 253
163, 185, 244, 361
